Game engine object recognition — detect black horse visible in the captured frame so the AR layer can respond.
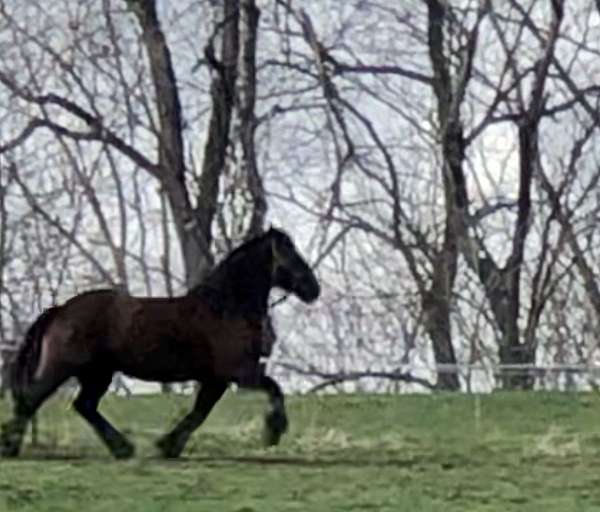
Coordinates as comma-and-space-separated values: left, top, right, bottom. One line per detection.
1, 228, 320, 458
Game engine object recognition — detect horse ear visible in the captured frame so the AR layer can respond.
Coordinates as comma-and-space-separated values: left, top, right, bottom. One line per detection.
268, 225, 283, 260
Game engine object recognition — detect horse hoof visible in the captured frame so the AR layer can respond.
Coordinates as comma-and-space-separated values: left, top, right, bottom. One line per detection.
0, 438, 20, 458
0, 424, 21, 458
263, 410, 288, 447
155, 436, 182, 459
112, 441, 135, 460
0, 443, 20, 458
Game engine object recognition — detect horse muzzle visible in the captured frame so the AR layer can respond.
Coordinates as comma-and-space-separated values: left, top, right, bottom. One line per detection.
296, 276, 320, 303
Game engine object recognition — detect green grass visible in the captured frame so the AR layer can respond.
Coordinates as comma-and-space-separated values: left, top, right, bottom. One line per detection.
3, 391, 600, 511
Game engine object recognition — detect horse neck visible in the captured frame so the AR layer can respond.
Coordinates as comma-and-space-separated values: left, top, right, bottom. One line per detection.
201, 241, 273, 318
230, 243, 272, 316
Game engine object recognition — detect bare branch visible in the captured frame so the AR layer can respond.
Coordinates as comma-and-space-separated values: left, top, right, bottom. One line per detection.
275, 362, 437, 392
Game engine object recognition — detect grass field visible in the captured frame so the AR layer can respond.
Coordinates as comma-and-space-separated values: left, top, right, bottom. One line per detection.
2, 390, 600, 511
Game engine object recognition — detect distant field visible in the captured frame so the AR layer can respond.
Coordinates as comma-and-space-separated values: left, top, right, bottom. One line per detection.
2, 391, 600, 511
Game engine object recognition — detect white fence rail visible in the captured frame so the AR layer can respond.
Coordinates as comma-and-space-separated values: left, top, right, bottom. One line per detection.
3, 343, 600, 394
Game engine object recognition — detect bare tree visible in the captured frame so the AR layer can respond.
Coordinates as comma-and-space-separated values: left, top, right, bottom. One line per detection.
2, 0, 600, 394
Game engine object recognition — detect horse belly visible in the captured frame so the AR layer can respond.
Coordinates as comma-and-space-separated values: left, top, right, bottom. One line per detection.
111, 334, 213, 383
210, 328, 262, 382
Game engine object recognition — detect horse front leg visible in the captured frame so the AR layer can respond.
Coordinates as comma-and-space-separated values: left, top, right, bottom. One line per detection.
237, 369, 289, 446
156, 380, 227, 459
257, 374, 288, 446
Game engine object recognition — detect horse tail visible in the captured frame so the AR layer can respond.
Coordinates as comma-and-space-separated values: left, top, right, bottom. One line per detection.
11, 306, 61, 396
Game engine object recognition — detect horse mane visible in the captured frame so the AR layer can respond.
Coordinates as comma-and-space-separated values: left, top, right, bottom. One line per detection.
214, 231, 271, 271
72, 288, 117, 299
188, 230, 275, 317
208, 228, 288, 274
190, 232, 266, 290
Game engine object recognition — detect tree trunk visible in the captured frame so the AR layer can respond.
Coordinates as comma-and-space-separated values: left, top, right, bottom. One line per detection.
491, 0, 564, 389
196, 0, 240, 251
422, 285, 460, 391
237, 0, 266, 239
130, 0, 268, 286
424, 0, 465, 390
0, 168, 8, 344
127, 0, 211, 287
425, 0, 563, 389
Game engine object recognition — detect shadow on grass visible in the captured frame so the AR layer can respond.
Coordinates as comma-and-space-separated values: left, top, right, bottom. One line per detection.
163, 454, 421, 468
4, 451, 421, 469
8, 452, 113, 462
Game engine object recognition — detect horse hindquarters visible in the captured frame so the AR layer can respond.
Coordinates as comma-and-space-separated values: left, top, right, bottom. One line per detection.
1, 308, 72, 457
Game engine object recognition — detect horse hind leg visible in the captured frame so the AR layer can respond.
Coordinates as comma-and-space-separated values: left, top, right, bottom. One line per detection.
73, 371, 134, 459
1, 367, 70, 457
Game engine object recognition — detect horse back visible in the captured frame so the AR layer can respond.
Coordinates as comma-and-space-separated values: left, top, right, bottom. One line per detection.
125, 296, 264, 379
41, 289, 266, 383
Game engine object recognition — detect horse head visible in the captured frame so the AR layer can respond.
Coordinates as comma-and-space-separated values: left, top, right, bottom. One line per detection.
192, 227, 320, 316
267, 228, 320, 303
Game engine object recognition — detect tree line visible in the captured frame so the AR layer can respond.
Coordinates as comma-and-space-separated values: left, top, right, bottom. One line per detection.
1, 0, 599, 391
